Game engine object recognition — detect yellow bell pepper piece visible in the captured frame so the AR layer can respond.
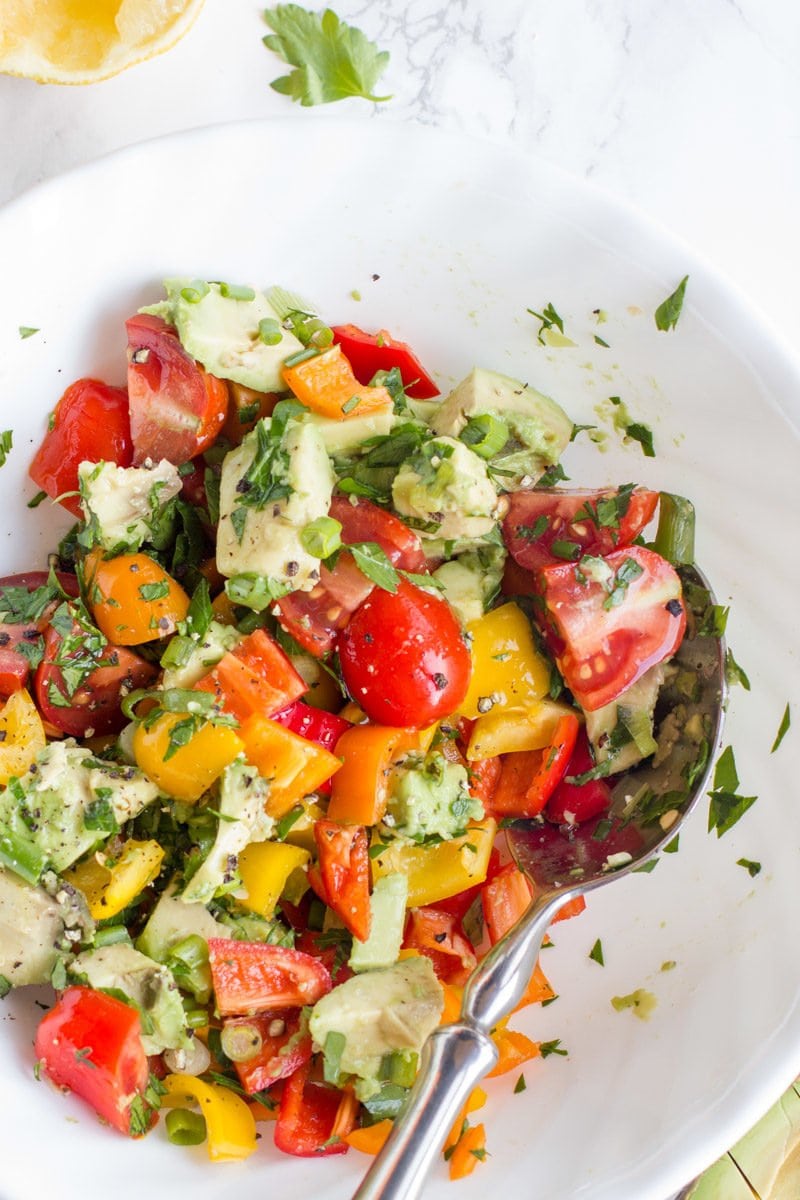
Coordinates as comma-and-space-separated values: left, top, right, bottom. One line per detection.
0, 689, 45, 786
161, 1073, 257, 1162
371, 818, 497, 908
64, 839, 164, 920
132, 712, 244, 802
458, 603, 551, 720
238, 840, 310, 917
465, 698, 579, 760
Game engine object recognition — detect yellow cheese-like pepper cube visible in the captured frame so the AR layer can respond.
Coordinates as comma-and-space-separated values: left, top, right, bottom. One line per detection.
65, 839, 164, 920
458, 603, 551, 720
238, 840, 310, 917
370, 818, 497, 908
0, 688, 46, 785
465, 698, 579, 760
132, 712, 244, 802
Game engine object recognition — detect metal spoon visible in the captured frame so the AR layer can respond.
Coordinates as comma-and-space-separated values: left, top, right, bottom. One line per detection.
353, 563, 726, 1200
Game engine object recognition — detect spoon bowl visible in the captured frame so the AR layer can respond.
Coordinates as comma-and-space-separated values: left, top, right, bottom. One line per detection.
354, 563, 726, 1200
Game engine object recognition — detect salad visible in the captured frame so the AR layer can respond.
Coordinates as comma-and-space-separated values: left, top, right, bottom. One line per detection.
0, 279, 696, 1175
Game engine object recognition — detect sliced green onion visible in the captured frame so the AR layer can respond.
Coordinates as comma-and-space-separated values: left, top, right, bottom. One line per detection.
183, 1007, 211, 1030
180, 280, 209, 304
381, 1050, 418, 1088
167, 935, 212, 1003
220, 1022, 264, 1064
0, 828, 45, 885
283, 347, 318, 368
459, 413, 510, 459
225, 572, 290, 612
257, 317, 283, 346
165, 1108, 207, 1146
300, 516, 342, 559
653, 492, 695, 565
310, 322, 334, 348
93, 925, 131, 948
219, 282, 256, 302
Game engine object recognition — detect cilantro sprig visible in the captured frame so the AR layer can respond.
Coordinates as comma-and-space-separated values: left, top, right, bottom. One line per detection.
263, 5, 391, 106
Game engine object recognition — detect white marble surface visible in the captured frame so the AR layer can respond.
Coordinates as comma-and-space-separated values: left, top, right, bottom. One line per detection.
0, 3, 798, 1195
1, 0, 799, 359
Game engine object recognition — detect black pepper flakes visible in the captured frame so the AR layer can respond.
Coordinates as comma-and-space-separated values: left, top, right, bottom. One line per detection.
432, 672, 448, 691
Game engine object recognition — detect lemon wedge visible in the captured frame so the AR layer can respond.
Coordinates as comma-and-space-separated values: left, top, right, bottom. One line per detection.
0, 0, 205, 84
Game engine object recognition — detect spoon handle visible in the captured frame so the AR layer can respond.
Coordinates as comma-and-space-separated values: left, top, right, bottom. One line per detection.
351, 1022, 498, 1200
352, 891, 572, 1199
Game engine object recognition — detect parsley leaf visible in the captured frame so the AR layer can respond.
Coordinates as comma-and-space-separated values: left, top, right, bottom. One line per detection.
349, 541, 400, 593
737, 858, 761, 877
539, 1039, 568, 1058
725, 647, 751, 691
655, 275, 689, 331
771, 703, 791, 753
262, 5, 392, 106
0, 430, 12, 468
527, 302, 568, 345
589, 938, 604, 966
18, 326, 39, 339
707, 745, 757, 837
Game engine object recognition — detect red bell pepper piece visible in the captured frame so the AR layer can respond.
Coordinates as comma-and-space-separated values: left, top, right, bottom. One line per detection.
273, 1061, 355, 1156
194, 628, 306, 722
331, 324, 440, 399
487, 713, 580, 819
312, 820, 371, 943
226, 1009, 312, 1095
34, 986, 149, 1136
481, 863, 533, 944
207, 940, 332, 1016
544, 729, 613, 827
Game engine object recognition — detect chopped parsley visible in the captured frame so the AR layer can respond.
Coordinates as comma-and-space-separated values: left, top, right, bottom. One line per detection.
539, 1039, 568, 1058
589, 938, 604, 966
348, 541, 400, 593
603, 555, 644, 610
624, 421, 655, 457
514, 1073, 526, 1094
725, 647, 751, 691
771, 703, 791, 754
262, 5, 392, 106
707, 745, 757, 837
737, 858, 761, 878
18, 326, 39, 339
527, 301, 570, 345
0, 430, 12, 468
654, 275, 689, 331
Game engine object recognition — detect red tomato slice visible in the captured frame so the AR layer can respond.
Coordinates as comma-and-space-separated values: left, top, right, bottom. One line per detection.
331, 324, 440, 399
34, 986, 149, 1136
34, 617, 158, 736
339, 579, 471, 728
227, 1009, 312, 1095
29, 378, 132, 518
402, 907, 477, 985
273, 1061, 351, 1157
126, 314, 228, 466
207, 939, 332, 1016
275, 497, 427, 658
0, 573, 82, 694
539, 545, 686, 711
544, 730, 613, 826
503, 487, 659, 575
313, 820, 371, 943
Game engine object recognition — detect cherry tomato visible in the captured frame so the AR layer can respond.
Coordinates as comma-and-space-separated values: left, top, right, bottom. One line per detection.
332, 324, 440, 399
207, 939, 332, 1016
275, 497, 427, 657
34, 986, 149, 1136
0, 573, 81, 694
503, 486, 659, 575
34, 616, 158, 736
29, 378, 132, 518
539, 545, 686, 711
338, 579, 471, 728
87, 552, 190, 646
544, 729, 613, 826
126, 314, 228, 465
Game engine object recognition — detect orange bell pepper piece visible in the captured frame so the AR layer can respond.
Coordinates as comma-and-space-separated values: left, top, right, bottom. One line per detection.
238, 713, 341, 817
345, 1118, 393, 1155
282, 344, 393, 421
444, 1086, 487, 1152
512, 960, 556, 1013
447, 1122, 487, 1180
487, 1028, 540, 1077
326, 724, 418, 825
86, 550, 190, 646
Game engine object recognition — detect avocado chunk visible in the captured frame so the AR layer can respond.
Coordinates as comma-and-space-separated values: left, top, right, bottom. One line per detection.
0, 740, 159, 875
140, 279, 303, 392
309, 956, 444, 1098
216, 414, 334, 593
392, 436, 500, 541
684, 1155, 758, 1200
432, 541, 506, 625
307, 407, 396, 456
728, 1085, 800, 1200
181, 759, 274, 905
78, 458, 182, 554
161, 620, 241, 690
384, 750, 483, 842
585, 664, 665, 776
137, 879, 231, 963
70, 944, 189, 1054
349, 873, 408, 973
431, 367, 573, 489
0, 869, 91, 987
